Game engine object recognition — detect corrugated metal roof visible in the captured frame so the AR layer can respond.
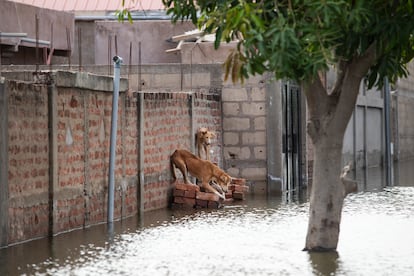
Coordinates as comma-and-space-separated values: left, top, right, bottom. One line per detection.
10, 0, 166, 12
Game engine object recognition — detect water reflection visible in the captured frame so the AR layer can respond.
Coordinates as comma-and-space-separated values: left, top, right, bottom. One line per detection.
394, 159, 414, 187
0, 160, 413, 275
308, 251, 340, 276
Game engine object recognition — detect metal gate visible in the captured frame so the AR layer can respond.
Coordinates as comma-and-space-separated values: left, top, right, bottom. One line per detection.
282, 81, 302, 196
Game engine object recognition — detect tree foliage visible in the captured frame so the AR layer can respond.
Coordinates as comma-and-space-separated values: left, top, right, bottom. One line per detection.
162, 0, 414, 87
116, 0, 133, 22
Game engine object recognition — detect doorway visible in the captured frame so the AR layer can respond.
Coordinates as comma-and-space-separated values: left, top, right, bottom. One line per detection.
282, 81, 303, 196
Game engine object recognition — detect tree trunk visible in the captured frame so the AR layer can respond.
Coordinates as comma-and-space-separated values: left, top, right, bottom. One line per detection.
304, 134, 345, 251
302, 45, 376, 252
302, 72, 361, 252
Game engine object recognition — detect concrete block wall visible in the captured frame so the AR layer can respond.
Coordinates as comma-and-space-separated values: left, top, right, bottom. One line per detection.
86, 20, 195, 65
395, 61, 414, 161
222, 76, 268, 193
395, 96, 414, 160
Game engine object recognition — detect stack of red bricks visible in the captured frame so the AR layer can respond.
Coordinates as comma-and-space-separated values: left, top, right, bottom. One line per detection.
171, 178, 248, 209
227, 177, 249, 200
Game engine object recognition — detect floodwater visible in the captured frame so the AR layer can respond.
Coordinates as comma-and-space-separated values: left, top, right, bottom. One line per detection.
1, 160, 414, 276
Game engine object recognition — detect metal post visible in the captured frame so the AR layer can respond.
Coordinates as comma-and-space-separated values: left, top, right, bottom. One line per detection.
384, 77, 393, 186
295, 85, 302, 192
108, 55, 123, 223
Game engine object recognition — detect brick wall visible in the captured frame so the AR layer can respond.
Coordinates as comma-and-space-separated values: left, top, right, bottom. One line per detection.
141, 90, 222, 211
6, 81, 50, 244
53, 88, 140, 231
193, 91, 222, 165
142, 92, 191, 211
1, 70, 223, 245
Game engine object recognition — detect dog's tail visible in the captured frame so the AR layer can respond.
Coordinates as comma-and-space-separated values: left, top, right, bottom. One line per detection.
170, 151, 177, 181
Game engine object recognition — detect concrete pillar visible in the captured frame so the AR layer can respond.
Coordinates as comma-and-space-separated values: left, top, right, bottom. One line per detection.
82, 92, 90, 225
47, 78, 59, 236
120, 92, 127, 219
266, 79, 283, 194
0, 78, 9, 246
137, 92, 145, 220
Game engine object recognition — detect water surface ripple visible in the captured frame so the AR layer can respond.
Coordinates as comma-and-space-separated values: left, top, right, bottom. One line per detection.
26, 187, 414, 276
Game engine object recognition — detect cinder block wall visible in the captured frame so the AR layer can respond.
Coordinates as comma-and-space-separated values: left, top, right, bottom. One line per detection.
222, 76, 268, 193
395, 61, 414, 161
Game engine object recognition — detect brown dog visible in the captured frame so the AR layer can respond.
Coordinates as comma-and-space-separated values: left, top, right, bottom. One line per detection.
195, 127, 215, 161
170, 149, 231, 199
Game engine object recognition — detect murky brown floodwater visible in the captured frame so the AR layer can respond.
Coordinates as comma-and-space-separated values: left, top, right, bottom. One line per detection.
1, 160, 414, 276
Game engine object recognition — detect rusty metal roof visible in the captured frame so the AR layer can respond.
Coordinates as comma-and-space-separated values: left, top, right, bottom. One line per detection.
10, 0, 165, 12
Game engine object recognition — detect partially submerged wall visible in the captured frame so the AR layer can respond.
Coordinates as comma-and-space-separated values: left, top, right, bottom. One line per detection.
6, 80, 50, 244
141, 91, 221, 210
395, 61, 414, 161
0, 67, 222, 246
222, 76, 269, 193
342, 86, 384, 169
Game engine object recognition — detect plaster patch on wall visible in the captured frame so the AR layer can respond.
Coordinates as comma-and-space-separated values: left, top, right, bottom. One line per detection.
65, 122, 73, 146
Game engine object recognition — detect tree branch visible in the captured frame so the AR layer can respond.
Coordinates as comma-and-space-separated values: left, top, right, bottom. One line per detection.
349, 42, 377, 79
304, 74, 327, 116
331, 42, 376, 98
331, 42, 378, 134
330, 59, 347, 97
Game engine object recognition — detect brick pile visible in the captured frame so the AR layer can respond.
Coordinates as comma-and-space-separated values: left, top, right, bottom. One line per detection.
171, 178, 248, 209
228, 177, 249, 200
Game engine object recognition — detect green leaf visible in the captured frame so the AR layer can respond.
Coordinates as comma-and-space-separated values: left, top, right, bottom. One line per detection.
162, 0, 414, 88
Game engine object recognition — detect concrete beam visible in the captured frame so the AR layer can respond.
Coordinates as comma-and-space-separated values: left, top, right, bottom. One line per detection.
54, 71, 128, 92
